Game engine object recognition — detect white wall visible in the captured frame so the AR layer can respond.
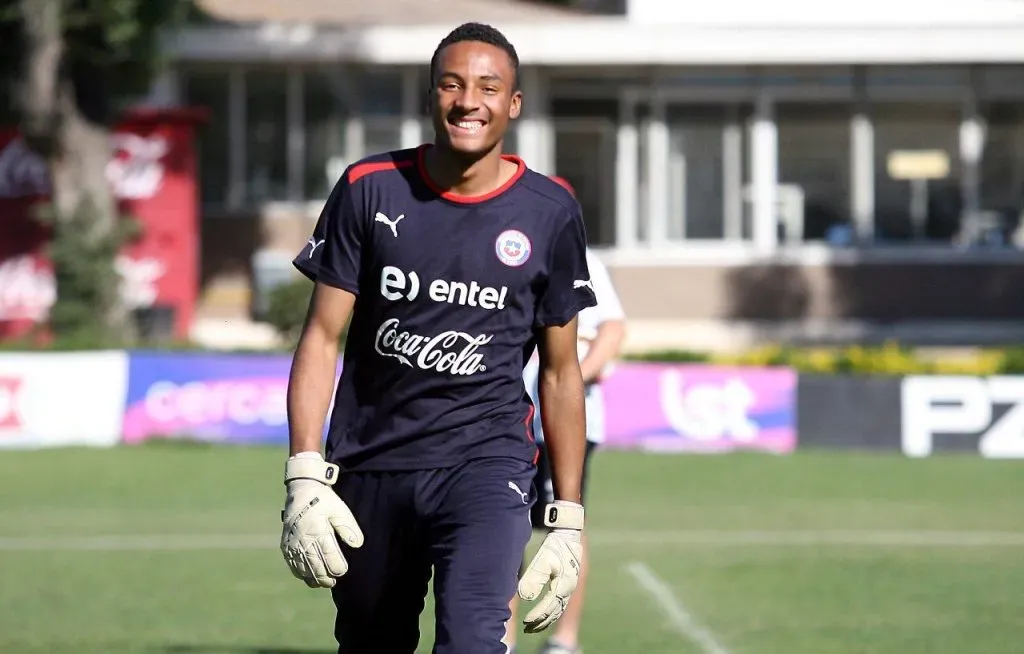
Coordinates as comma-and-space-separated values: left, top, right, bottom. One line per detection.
625, 0, 1024, 26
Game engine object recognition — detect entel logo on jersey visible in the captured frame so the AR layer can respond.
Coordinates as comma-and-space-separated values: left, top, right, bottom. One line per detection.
380, 265, 508, 310
495, 229, 532, 267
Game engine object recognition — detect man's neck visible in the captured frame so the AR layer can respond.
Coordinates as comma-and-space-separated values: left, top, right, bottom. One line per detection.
424, 143, 509, 197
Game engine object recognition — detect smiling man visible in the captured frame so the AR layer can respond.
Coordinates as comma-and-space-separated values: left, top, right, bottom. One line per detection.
279, 22, 596, 654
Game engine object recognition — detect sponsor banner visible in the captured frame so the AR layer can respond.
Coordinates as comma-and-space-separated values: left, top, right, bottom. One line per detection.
123, 352, 340, 445
797, 374, 903, 451
901, 375, 1024, 459
601, 363, 797, 454
0, 351, 129, 449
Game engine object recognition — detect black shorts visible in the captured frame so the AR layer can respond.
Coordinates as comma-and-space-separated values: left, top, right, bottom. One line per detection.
330, 457, 537, 653
529, 440, 598, 529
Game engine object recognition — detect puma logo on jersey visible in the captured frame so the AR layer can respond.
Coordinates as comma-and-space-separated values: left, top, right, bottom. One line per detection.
307, 237, 325, 258
573, 279, 593, 291
507, 481, 529, 504
375, 211, 405, 238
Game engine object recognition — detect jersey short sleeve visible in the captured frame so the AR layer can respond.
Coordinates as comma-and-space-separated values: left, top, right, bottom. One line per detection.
534, 207, 598, 328
292, 172, 364, 294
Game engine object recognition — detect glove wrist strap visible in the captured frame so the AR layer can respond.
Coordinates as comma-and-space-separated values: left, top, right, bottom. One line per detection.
543, 500, 585, 531
284, 455, 340, 486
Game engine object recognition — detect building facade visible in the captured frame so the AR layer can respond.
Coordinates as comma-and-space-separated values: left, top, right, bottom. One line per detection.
162, 0, 1024, 350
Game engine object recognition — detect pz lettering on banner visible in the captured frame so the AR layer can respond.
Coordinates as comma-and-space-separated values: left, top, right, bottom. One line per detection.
901, 376, 1024, 459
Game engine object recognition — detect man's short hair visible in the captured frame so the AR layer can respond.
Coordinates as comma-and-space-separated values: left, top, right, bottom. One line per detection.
429, 22, 520, 90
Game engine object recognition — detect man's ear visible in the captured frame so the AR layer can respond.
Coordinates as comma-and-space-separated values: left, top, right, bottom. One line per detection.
509, 90, 523, 120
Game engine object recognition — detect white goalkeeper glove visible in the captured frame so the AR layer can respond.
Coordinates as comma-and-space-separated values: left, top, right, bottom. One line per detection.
280, 452, 364, 589
517, 500, 585, 633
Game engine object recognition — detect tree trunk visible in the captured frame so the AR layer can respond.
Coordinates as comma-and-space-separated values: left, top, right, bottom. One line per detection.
19, 0, 130, 341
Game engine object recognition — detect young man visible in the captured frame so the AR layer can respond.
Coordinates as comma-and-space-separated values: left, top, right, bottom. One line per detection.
279, 22, 596, 654
506, 176, 627, 654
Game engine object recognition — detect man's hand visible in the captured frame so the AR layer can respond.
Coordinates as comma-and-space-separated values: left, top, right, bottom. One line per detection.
517, 500, 585, 633
280, 452, 364, 589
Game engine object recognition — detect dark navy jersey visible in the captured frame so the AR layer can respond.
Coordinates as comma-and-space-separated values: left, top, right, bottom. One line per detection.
293, 145, 597, 471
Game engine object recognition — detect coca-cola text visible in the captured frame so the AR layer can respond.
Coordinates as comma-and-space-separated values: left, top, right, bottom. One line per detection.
374, 318, 492, 376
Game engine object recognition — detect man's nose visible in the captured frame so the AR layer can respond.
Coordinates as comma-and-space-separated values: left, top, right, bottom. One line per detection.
453, 88, 482, 112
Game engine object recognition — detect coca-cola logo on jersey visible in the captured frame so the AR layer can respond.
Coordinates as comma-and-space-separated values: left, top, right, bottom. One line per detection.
374, 318, 492, 376
0, 134, 168, 200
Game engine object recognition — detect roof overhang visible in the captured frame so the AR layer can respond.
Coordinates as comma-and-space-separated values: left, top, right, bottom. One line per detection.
168, 20, 1024, 66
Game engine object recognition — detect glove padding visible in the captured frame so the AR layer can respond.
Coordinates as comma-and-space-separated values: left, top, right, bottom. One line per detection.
280, 453, 364, 589
517, 500, 585, 633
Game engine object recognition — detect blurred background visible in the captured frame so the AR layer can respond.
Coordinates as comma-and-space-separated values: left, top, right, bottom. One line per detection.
2, 1, 1024, 653
9, 0, 1024, 354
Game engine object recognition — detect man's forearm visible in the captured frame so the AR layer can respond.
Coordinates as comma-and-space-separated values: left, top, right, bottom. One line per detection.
538, 367, 587, 505
286, 331, 339, 457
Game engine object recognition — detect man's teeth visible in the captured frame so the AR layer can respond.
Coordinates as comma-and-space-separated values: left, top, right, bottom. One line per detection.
455, 121, 483, 132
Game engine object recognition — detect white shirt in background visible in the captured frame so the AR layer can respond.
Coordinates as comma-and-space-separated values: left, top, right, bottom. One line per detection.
523, 249, 625, 444
575, 249, 626, 372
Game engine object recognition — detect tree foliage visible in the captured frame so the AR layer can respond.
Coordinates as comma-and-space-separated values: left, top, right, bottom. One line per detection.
0, 0, 196, 114
0, 1, 195, 347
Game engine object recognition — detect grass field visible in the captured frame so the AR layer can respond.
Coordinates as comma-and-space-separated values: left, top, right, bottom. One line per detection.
1, 444, 1023, 654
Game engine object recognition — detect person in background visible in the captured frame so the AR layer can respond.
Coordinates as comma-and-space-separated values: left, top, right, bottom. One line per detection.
505, 175, 628, 654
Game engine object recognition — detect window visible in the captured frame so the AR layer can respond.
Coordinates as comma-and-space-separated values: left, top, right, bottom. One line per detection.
666, 104, 749, 241
356, 68, 403, 117
979, 102, 1024, 236
348, 68, 404, 160
776, 103, 852, 241
181, 70, 230, 207
244, 69, 289, 203
364, 118, 404, 157
304, 70, 350, 200
873, 103, 962, 242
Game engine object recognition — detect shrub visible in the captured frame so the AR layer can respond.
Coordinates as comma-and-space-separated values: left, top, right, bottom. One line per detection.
622, 341, 1015, 375
264, 276, 314, 346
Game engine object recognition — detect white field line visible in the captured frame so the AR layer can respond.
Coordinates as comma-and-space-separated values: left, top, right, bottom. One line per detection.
2, 529, 1024, 551
0, 534, 277, 551
593, 529, 1024, 547
626, 561, 730, 654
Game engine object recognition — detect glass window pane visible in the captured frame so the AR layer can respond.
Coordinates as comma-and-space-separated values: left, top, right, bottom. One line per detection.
777, 103, 852, 242
980, 103, 1024, 214
182, 70, 230, 206
873, 103, 961, 242
364, 117, 403, 156
304, 70, 349, 200
245, 69, 288, 203
667, 105, 729, 240
554, 120, 617, 246
355, 68, 403, 116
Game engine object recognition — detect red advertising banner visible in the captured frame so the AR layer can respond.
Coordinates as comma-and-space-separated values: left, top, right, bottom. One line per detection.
0, 109, 204, 341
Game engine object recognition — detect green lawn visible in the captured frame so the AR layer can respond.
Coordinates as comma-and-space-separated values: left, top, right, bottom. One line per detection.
1, 444, 1022, 653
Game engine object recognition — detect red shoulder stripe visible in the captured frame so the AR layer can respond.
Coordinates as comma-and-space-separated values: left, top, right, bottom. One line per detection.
348, 159, 414, 185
